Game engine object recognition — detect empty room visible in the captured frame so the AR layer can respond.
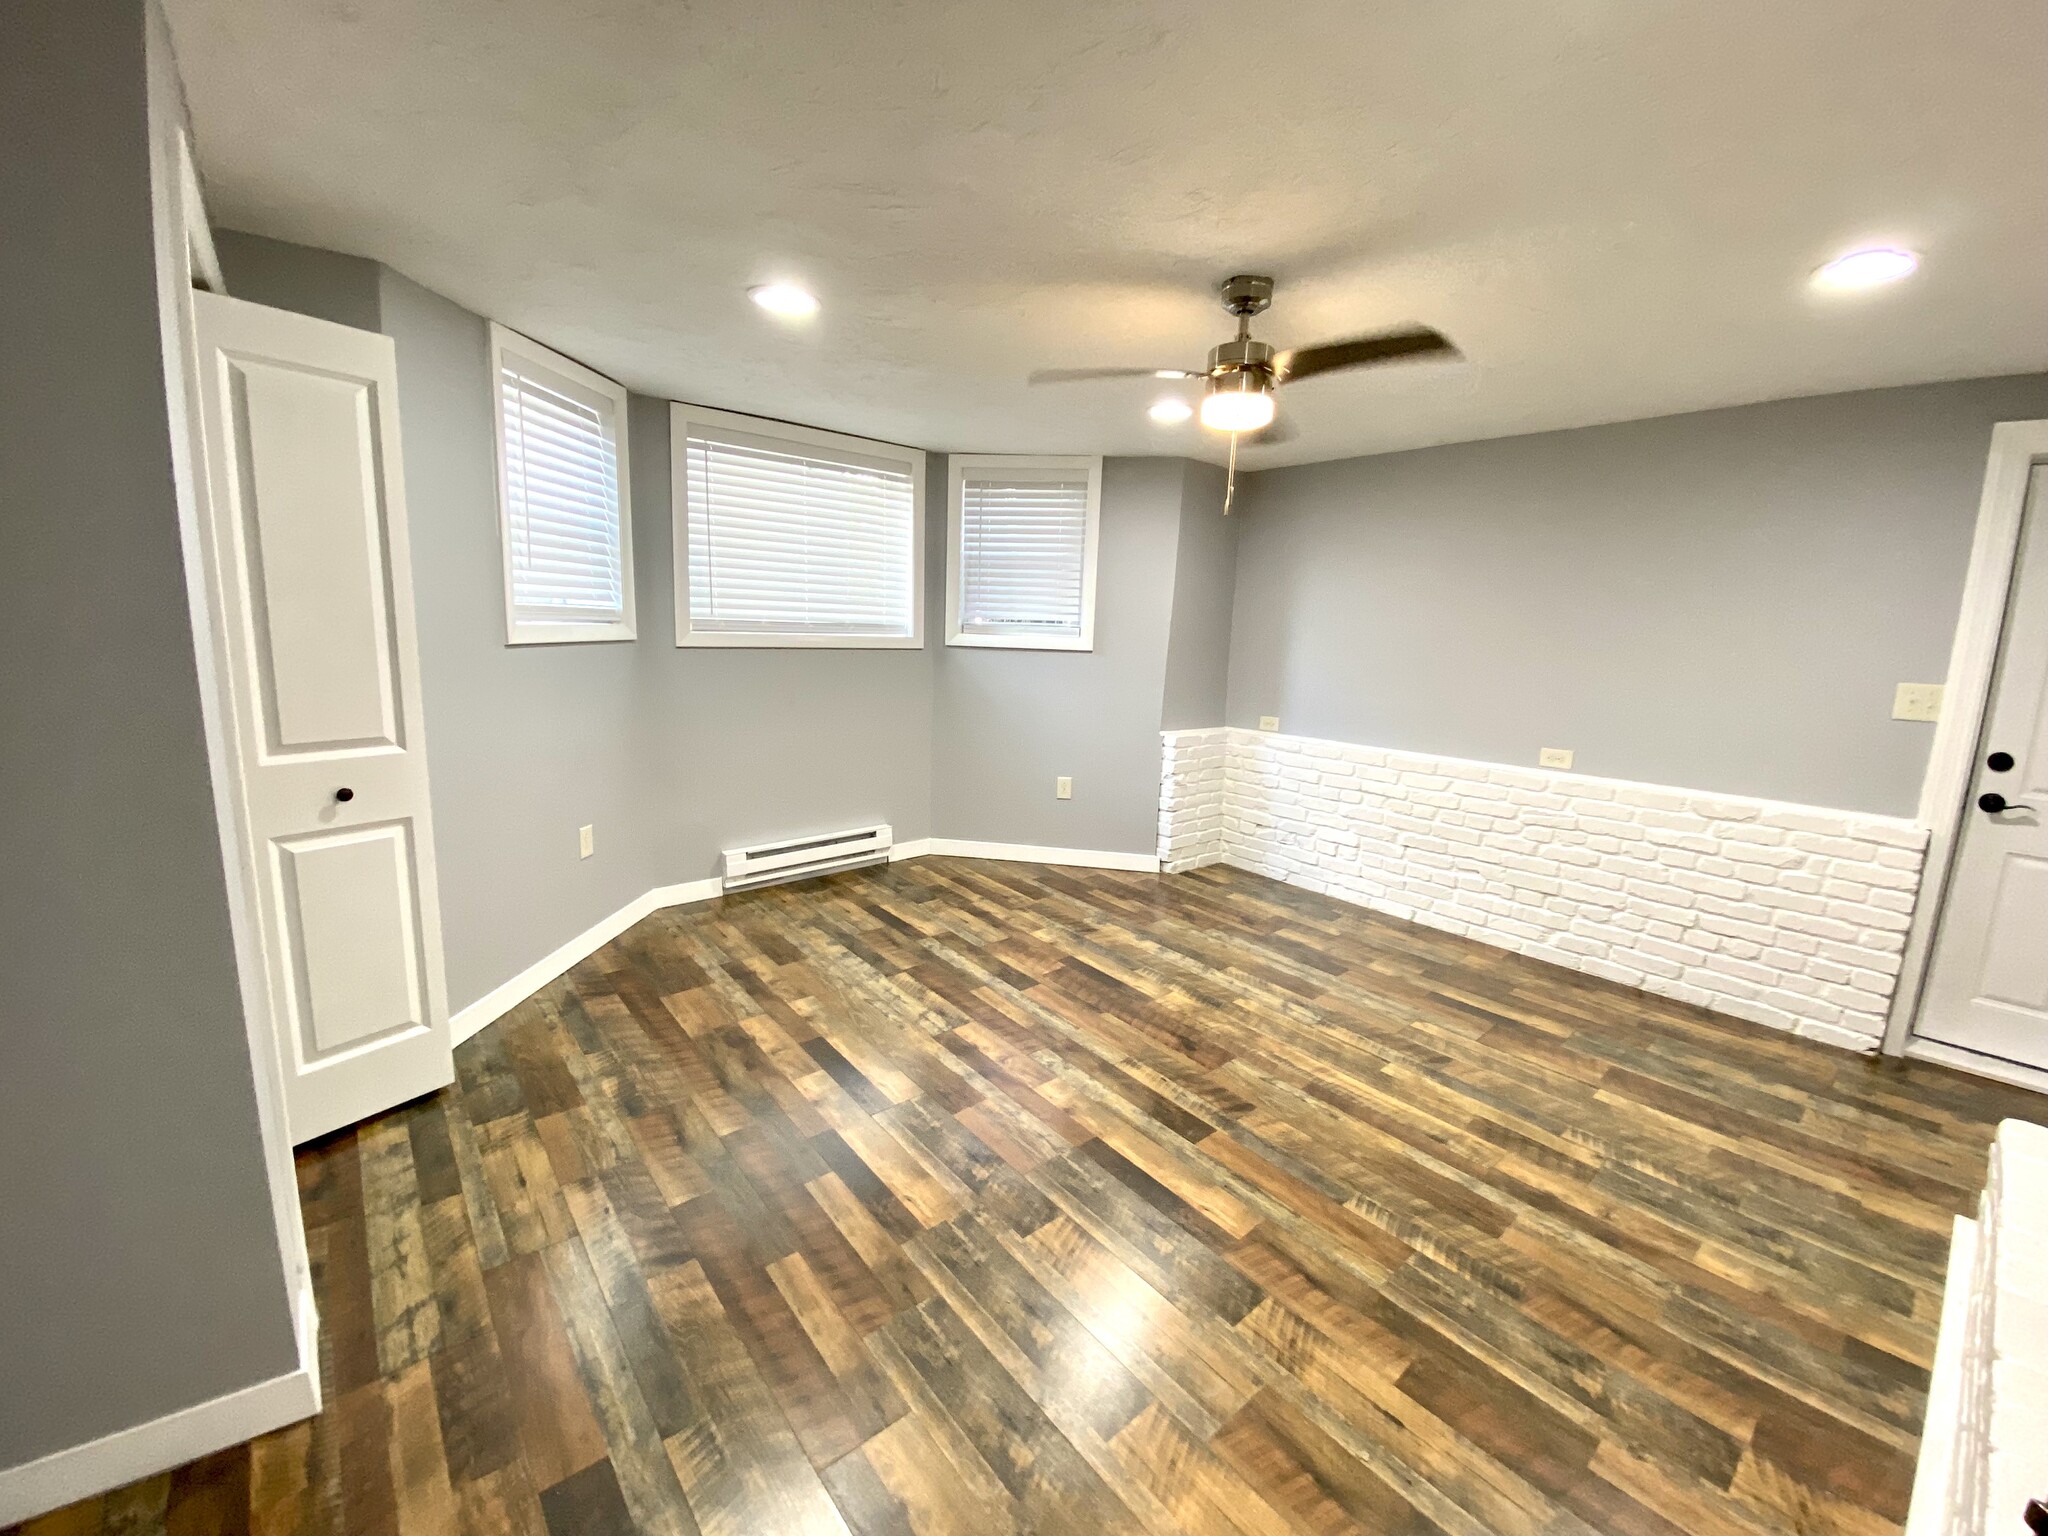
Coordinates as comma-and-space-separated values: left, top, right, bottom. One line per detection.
8, 2, 2048, 1533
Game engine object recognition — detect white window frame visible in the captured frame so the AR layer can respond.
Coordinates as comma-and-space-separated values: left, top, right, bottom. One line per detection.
489, 323, 637, 646
672, 403, 926, 649
946, 454, 1102, 652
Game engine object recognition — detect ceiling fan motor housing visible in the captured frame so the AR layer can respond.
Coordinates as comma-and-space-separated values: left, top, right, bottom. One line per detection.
1210, 336, 1275, 374
1220, 274, 1275, 316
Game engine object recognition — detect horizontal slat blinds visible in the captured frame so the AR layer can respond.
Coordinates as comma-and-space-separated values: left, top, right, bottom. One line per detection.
499, 355, 625, 625
684, 424, 917, 638
957, 474, 1089, 637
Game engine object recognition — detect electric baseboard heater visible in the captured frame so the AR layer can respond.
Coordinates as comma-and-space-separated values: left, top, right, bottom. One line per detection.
721, 823, 892, 893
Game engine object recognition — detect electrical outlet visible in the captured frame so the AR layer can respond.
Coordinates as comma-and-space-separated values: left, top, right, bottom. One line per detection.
1893, 682, 1944, 722
1258, 716, 1280, 732
1055, 776, 1073, 800
578, 824, 594, 859
1539, 747, 1575, 770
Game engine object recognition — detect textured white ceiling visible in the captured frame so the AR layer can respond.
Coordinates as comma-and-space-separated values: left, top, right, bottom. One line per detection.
168, 0, 2048, 467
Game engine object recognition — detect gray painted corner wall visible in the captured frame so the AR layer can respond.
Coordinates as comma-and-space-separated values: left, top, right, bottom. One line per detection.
1229, 375, 2048, 815
931, 457, 1187, 854
1, 0, 296, 1471
215, 228, 382, 334
1161, 459, 1236, 731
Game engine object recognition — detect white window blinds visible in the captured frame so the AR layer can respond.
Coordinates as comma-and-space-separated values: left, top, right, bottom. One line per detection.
946, 457, 1099, 650
496, 348, 627, 628
682, 422, 918, 640
956, 473, 1091, 638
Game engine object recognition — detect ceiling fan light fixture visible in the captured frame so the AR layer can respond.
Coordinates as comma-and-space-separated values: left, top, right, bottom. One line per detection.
1148, 397, 1193, 424
1199, 373, 1276, 433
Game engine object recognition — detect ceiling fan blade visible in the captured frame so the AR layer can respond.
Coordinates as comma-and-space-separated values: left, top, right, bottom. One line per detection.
1027, 366, 1202, 385
1271, 327, 1457, 384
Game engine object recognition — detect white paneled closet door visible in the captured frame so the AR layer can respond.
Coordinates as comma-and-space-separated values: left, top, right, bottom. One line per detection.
191, 291, 452, 1143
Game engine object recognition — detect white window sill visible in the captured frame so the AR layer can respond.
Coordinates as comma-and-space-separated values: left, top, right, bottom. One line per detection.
676, 631, 923, 650
506, 619, 637, 646
947, 631, 1093, 652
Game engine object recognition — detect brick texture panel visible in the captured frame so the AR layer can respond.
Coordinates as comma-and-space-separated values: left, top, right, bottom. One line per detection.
1159, 727, 1929, 1049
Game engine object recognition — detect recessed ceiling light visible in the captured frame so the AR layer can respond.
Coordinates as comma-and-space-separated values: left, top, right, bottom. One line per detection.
1811, 247, 1919, 292
749, 282, 820, 318
1148, 397, 1193, 424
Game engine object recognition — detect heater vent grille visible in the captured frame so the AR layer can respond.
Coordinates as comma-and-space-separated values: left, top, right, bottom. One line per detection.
721, 823, 892, 893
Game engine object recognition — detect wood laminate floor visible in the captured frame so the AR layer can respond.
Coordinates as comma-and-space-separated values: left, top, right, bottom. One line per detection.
14, 860, 2045, 1536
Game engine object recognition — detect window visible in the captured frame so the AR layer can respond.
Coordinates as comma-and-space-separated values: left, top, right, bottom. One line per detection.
490, 324, 635, 644
947, 455, 1101, 651
673, 404, 924, 648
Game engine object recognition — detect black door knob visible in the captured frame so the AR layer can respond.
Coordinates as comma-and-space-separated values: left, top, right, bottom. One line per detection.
335, 787, 355, 803
1979, 791, 2034, 813
1987, 750, 2015, 772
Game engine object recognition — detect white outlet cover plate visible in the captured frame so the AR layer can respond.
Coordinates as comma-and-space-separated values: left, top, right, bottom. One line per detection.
1539, 747, 1575, 769
1055, 777, 1073, 799
1892, 682, 1945, 722
579, 824, 595, 858
1258, 716, 1280, 732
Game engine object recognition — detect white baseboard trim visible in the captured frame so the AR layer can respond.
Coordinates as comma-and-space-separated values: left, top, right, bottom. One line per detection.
890, 838, 933, 860
924, 838, 1161, 872
0, 1367, 317, 1527
448, 877, 720, 1045
1906, 1038, 2048, 1095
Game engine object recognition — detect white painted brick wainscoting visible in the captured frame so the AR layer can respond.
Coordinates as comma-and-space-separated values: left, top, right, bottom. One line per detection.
1158, 727, 1929, 1050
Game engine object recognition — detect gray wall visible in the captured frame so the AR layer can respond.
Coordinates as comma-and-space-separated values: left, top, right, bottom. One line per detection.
1161, 460, 1237, 730
1229, 375, 2048, 815
216, 229, 382, 333
931, 457, 1187, 854
0, 0, 297, 1472
628, 396, 935, 882
377, 270, 656, 1010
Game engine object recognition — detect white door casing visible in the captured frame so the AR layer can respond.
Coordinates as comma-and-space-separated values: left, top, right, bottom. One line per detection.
1920, 464, 2048, 1069
191, 291, 452, 1143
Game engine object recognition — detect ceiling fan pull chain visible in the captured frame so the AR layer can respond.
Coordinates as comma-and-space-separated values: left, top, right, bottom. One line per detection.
1224, 431, 1239, 515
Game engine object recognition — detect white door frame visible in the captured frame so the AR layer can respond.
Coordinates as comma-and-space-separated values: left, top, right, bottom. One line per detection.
1882, 418, 2048, 1070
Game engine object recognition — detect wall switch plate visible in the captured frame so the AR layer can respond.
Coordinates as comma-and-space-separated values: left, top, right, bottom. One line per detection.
1893, 682, 1944, 722
1539, 747, 1575, 770
578, 824, 595, 859
1258, 716, 1280, 732
1055, 776, 1073, 800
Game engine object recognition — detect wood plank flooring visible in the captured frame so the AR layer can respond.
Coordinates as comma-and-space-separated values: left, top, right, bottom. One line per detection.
15, 859, 2046, 1536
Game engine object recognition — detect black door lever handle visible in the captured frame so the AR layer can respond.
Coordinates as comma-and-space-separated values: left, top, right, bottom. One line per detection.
1979, 791, 2034, 814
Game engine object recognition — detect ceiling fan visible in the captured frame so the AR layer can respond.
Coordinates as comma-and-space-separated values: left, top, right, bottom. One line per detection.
1029, 274, 1458, 510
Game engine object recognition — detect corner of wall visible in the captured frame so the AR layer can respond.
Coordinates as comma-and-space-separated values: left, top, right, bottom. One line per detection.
213, 229, 383, 333
1159, 457, 1238, 733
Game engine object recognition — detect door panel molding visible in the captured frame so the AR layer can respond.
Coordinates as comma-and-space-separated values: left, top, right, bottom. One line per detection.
272, 822, 429, 1062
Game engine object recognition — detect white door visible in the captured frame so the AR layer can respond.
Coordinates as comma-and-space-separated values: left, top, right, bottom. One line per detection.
191, 291, 452, 1143
1921, 464, 2048, 1069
